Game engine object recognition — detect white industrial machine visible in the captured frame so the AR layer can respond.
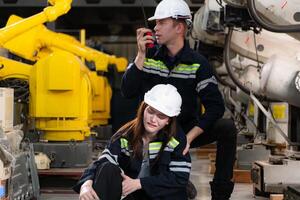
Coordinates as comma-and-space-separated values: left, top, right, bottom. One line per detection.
0, 88, 40, 200
0, 88, 13, 133
191, 0, 300, 197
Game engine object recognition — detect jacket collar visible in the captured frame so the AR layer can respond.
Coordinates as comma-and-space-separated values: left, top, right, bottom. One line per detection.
152, 40, 194, 67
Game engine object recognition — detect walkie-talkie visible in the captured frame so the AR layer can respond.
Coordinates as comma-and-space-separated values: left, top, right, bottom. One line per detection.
139, 0, 155, 48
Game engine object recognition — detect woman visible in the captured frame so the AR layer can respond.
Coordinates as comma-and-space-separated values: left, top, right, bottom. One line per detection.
73, 84, 191, 200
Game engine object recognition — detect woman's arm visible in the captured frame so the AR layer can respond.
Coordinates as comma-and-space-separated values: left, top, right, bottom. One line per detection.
139, 133, 192, 198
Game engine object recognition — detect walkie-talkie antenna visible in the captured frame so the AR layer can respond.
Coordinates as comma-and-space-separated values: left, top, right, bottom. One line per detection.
139, 0, 149, 28
139, 0, 155, 48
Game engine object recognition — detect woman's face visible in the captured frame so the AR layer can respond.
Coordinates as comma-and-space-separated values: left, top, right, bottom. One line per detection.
143, 106, 170, 135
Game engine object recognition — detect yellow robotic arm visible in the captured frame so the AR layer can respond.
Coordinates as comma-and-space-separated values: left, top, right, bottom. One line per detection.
0, 0, 72, 46
41, 30, 128, 72
0, 56, 31, 80
0, 0, 128, 142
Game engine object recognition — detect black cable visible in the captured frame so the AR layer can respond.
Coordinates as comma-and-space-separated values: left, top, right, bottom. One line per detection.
224, 28, 255, 95
247, 0, 300, 33
252, 32, 261, 69
216, 0, 224, 8
224, 27, 276, 101
0, 78, 29, 103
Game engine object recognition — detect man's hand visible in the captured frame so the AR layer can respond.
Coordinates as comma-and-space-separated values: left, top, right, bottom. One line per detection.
79, 180, 100, 200
183, 126, 204, 155
121, 173, 142, 197
134, 28, 154, 70
183, 142, 190, 155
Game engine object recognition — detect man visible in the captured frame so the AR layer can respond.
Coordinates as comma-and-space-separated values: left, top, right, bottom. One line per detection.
121, 0, 237, 199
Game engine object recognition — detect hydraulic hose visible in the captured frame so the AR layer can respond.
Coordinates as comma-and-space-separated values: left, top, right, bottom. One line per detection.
247, 0, 300, 33
224, 28, 255, 95
224, 27, 269, 100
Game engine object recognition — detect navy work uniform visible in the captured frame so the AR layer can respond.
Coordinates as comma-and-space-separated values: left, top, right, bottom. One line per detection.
73, 130, 191, 200
121, 42, 237, 199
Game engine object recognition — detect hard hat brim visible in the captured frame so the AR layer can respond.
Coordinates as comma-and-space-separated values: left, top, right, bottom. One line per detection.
145, 98, 179, 117
148, 15, 169, 21
148, 15, 192, 21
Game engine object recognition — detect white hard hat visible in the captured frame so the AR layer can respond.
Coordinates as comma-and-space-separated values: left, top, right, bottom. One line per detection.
148, 0, 192, 22
144, 84, 182, 117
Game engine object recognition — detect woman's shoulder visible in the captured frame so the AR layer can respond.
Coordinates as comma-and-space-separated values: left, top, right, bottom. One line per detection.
165, 131, 187, 150
173, 129, 187, 142
111, 130, 132, 140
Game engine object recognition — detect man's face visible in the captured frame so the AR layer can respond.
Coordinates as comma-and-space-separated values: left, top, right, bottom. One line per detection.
154, 18, 178, 45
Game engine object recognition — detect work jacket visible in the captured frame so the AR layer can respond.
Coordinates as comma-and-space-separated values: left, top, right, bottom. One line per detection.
73, 130, 191, 200
121, 42, 225, 146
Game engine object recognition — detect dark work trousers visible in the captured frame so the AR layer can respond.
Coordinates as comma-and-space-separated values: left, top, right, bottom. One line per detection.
189, 119, 237, 199
93, 162, 122, 200
93, 162, 148, 200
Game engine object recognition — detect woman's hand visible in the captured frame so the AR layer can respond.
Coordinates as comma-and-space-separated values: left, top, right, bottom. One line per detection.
79, 180, 100, 200
121, 173, 142, 197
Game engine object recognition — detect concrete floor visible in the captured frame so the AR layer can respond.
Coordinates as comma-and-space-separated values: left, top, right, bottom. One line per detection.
41, 155, 268, 200
189, 158, 267, 200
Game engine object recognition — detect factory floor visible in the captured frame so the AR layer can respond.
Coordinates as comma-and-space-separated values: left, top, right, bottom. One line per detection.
40, 153, 268, 200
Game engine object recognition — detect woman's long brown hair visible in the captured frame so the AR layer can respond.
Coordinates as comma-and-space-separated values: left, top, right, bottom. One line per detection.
112, 101, 178, 159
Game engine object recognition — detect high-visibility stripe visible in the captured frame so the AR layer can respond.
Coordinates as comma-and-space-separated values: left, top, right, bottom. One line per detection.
169, 73, 196, 79
99, 154, 118, 165
145, 58, 167, 68
120, 138, 128, 149
149, 149, 160, 154
149, 154, 158, 159
174, 65, 200, 72
144, 63, 168, 70
171, 70, 196, 75
145, 58, 200, 72
143, 64, 169, 72
170, 161, 192, 168
143, 58, 200, 79
164, 147, 174, 152
149, 142, 162, 151
101, 149, 118, 162
177, 63, 200, 68
196, 76, 218, 92
127, 62, 134, 69
143, 67, 169, 77
167, 137, 179, 148
121, 148, 130, 156
144, 67, 197, 79
170, 167, 191, 173
99, 152, 125, 174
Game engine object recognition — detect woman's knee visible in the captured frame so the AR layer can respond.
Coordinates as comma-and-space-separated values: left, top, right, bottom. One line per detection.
93, 162, 122, 200
95, 162, 121, 179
